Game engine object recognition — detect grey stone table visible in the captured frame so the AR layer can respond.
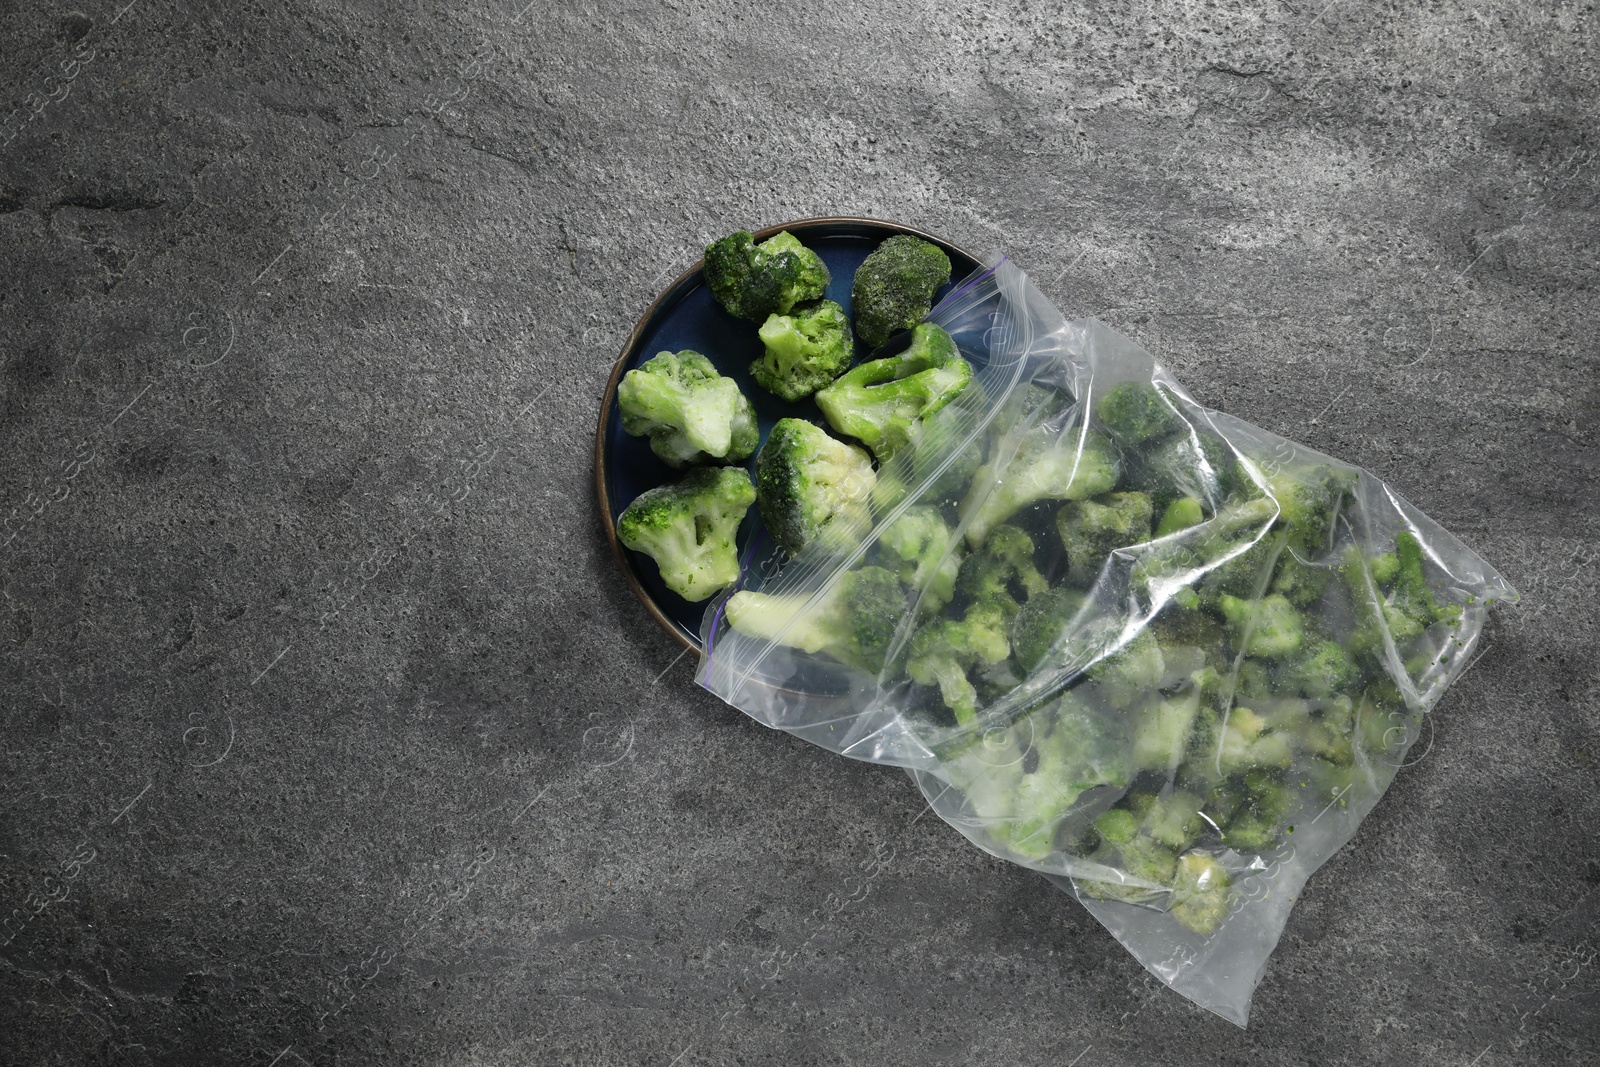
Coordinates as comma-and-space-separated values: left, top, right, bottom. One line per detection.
1, 1, 1595, 1064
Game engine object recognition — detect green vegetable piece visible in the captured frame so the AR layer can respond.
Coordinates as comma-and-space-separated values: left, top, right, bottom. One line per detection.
1170, 851, 1232, 934
1096, 808, 1139, 846
723, 566, 905, 673
953, 525, 1048, 617
941, 695, 1131, 862
751, 299, 853, 401
909, 411, 986, 506
1137, 430, 1241, 511
1368, 551, 1401, 587
617, 466, 756, 602
1133, 688, 1200, 771
1272, 550, 1331, 608
814, 323, 972, 460
1056, 492, 1155, 585
1225, 773, 1294, 852
876, 506, 963, 613
1009, 587, 1088, 672
1078, 837, 1179, 903
1217, 593, 1306, 658
1087, 629, 1165, 709
754, 418, 876, 556
906, 602, 1012, 725
617, 350, 759, 469
1218, 707, 1294, 773
1156, 495, 1206, 537
1264, 462, 1358, 555
1283, 639, 1360, 698
1095, 381, 1184, 447
850, 235, 952, 348
961, 427, 1121, 547
1141, 791, 1205, 851
703, 229, 830, 321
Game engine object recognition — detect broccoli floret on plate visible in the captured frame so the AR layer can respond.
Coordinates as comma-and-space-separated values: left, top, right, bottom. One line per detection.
754, 418, 876, 557
752, 299, 854, 401
814, 323, 972, 461
616, 350, 758, 469
704, 229, 830, 321
616, 466, 755, 602
851, 235, 952, 349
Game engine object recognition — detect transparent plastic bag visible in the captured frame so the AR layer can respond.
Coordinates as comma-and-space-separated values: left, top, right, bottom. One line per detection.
697, 258, 1516, 1025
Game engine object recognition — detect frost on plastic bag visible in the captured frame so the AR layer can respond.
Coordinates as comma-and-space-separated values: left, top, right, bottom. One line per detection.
697, 258, 1516, 1026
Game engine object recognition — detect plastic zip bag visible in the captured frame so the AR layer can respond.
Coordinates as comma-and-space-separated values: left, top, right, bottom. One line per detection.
697, 257, 1516, 1025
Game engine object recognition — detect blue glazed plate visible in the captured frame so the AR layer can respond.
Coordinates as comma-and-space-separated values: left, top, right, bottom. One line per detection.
595, 217, 983, 651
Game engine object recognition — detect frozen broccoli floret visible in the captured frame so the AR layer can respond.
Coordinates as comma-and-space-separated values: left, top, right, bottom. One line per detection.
1390, 530, 1459, 628
814, 323, 972, 460
754, 419, 876, 556
1341, 532, 1462, 666
851, 235, 952, 348
703, 229, 830, 321
751, 299, 853, 401
617, 466, 756, 602
1009, 587, 1088, 672
1095, 381, 1184, 447
1086, 628, 1165, 709
1056, 492, 1155, 585
1197, 537, 1279, 606
1140, 791, 1206, 851
906, 602, 1012, 725
1152, 609, 1229, 675
909, 412, 986, 506
1264, 462, 1358, 555
961, 426, 1121, 547
1368, 551, 1402, 588
1224, 772, 1295, 852
1217, 593, 1306, 658
1132, 687, 1201, 771
1217, 707, 1294, 773
1136, 430, 1242, 511
1096, 807, 1139, 845
617, 350, 758, 469
942, 695, 1131, 861
1078, 836, 1179, 903
1282, 639, 1361, 698
1170, 851, 1232, 934
953, 525, 1049, 616
876, 506, 963, 613
723, 565, 905, 673
1155, 496, 1206, 537
1272, 550, 1331, 608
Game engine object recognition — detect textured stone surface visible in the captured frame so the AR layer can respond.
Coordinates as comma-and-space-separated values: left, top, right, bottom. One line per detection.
0, 0, 1595, 1063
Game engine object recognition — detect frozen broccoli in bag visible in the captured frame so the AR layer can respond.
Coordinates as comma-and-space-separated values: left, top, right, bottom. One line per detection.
698, 257, 1516, 1028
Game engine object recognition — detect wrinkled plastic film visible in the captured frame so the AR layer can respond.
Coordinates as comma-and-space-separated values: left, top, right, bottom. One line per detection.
696, 258, 1516, 1026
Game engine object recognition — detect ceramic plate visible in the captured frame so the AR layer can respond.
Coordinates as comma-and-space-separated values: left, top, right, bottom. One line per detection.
595, 217, 983, 650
